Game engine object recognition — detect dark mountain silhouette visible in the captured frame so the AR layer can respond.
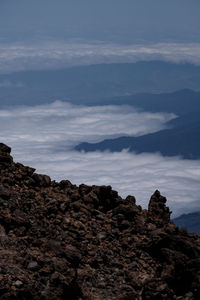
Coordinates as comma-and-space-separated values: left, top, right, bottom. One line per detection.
0, 142, 200, 299
75, 121, 200, 159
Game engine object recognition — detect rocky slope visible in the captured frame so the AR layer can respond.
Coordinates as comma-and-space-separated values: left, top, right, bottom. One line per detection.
0, 143, 200, 300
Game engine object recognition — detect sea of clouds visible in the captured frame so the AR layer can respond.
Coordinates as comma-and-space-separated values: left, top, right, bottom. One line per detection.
1, 40, 200, 73
0, 101, 200, 217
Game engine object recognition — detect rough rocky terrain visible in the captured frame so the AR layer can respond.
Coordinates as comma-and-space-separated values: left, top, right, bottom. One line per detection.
0, 143, 200, 299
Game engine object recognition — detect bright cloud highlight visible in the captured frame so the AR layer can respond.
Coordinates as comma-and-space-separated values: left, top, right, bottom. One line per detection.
1, 40, 200, 73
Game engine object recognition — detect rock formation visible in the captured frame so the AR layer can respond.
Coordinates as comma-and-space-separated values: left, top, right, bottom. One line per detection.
0, 143, 200, 299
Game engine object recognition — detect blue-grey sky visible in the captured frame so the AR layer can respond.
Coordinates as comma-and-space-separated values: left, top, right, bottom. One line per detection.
0, 0, 200, 73
0, 0, 200, 43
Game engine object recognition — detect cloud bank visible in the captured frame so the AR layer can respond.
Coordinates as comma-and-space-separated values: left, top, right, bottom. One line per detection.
1, 40, 200, 73
0, 101, 175, 147
0, 101, 199, 217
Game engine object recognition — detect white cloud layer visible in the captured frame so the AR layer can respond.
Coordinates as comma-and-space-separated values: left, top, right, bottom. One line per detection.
1, 39, 200, 73
0, 101, 199, 217
0, 101, 175, 147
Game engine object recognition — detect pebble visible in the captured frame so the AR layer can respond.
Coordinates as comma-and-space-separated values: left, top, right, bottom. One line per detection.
14, 280, 23, 287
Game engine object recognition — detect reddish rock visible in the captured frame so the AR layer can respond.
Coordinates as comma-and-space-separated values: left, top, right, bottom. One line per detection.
0, 143, 200, 299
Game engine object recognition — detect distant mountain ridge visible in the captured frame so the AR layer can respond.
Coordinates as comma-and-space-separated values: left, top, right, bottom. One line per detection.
75, 87, 200, 159
75, 121, 200, 159
96, 88, 200, 115
173, 212, 200, 235
0, 61, 200, 107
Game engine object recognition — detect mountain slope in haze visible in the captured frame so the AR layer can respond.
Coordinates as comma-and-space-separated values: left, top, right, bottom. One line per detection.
75, 88, 200, 159
0, 61, 200, 107
0, 142, 200, 299
75, 121, 200, 159
173, 212, 200, 236
98, 88, 200, 116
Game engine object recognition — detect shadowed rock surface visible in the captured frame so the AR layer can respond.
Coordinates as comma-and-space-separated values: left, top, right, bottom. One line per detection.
0, 143, 200, 299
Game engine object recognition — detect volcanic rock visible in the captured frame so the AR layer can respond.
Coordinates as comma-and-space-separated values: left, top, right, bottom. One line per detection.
0, 143, 200, 299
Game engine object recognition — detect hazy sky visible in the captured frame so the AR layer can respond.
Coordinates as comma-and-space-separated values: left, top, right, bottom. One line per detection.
0, 0, 200, 73
0, 0, 200, 43
1, 1, 200, 73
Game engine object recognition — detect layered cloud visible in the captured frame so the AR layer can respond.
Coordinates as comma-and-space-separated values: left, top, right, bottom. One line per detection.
1, 40, 200, 73
0, 101, 175, 147
0, 101, 199, 217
